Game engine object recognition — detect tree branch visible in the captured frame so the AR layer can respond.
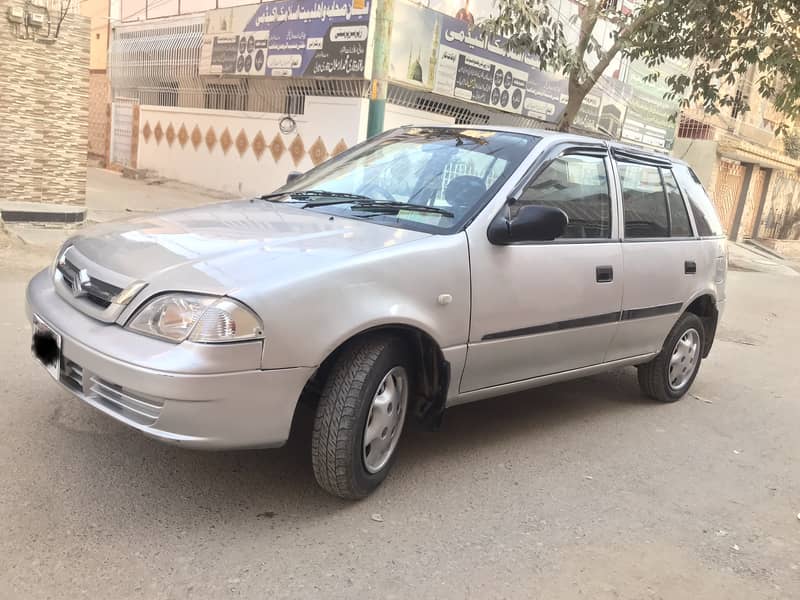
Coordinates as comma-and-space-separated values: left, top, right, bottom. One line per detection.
575, 0, 600, 68
54, 0, 71, 38
583, 1, 667, 91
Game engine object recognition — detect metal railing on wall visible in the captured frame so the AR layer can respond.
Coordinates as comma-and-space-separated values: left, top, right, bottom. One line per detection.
109, 15, 558, 128
109, 15, 371, 115
386, 84, 553, 129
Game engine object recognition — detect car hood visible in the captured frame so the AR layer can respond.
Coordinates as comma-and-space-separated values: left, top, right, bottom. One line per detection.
68, 200, 430, 294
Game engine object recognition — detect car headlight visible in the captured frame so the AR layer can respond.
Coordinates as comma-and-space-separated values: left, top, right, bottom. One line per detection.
127, 293, 263, 343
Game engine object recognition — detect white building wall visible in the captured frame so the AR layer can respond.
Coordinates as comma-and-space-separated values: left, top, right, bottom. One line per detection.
137, 97, 369, 195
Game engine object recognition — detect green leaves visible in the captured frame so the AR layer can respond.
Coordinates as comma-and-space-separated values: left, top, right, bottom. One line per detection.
486, 0, 800, 133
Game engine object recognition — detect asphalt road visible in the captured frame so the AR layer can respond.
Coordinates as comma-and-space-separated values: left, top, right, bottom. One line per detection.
1, 247, 799, 599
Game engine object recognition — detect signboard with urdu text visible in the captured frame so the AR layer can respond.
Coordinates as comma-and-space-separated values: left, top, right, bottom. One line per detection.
200, 0, 371, 78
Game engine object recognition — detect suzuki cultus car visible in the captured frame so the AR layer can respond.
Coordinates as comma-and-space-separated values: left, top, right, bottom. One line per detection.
28, 127, 727, 498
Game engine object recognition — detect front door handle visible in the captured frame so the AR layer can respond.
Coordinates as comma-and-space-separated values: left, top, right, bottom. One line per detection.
596, 265, 614, 283
685, 260, 697, 275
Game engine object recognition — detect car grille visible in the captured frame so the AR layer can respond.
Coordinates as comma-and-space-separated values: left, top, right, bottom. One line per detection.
60, 358, 164, 426
57, 258, 123, 310
61, 359, 84, 391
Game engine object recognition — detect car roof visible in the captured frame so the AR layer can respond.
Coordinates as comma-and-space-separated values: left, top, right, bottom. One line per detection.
406, 124, 687, 167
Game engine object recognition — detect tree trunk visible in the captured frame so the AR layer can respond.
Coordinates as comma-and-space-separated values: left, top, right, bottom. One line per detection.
557, 76, 590, 132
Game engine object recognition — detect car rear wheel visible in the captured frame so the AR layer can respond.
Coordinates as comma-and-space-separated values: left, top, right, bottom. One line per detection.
637, 312, 705, 403
311, 335, 410, 499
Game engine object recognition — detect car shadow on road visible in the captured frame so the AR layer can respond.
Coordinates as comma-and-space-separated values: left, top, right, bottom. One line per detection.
57, 366, 656, 524
402, 366, 650, 455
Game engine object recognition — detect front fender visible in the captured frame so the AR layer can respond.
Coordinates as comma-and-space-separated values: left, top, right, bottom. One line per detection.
245, 233, 472, 370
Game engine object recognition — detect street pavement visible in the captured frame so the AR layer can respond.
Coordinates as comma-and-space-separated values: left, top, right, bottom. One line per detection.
1, 171, 799, 599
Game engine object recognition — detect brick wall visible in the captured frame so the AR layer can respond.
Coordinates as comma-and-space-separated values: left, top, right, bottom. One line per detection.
0, 5, 90, 206
88, 70, 109, 158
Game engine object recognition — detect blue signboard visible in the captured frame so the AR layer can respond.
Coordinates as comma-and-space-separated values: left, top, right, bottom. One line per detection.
201, 0, 370, 79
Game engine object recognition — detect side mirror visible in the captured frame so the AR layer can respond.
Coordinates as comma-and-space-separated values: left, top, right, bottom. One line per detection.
286, 171, 303, 184
488, 204, 568, 244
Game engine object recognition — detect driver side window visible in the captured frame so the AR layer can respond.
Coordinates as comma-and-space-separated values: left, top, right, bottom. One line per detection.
514, 154, 612, 239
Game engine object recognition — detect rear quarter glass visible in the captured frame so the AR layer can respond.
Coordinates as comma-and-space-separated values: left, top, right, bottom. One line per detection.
672, 165, 724, 237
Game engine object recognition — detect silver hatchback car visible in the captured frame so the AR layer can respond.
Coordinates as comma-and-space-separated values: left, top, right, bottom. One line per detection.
28, 127, 727, 498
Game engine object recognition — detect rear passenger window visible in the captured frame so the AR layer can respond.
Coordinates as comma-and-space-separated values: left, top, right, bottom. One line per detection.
619, 163, 669, 237
662, 169, 693, 237
515, 154, 611, 238
672, 165, 724, 237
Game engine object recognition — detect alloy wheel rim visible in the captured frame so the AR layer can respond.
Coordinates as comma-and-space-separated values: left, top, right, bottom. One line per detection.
362, 366, 408, 474
668, 328, 700, 390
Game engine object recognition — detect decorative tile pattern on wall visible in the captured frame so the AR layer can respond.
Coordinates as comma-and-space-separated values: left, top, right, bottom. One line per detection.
205, 127, 217, 151
332, 138, 348, 157
177, 124, 189, 148
289, 135, 305, 167
235, 129, 249, 157
191, 125, 202, 150
140, 119, 351, 167
220, 128, 233, 155
309, 137, 329, 166
252, 131, 266, 160
165, 123, 176, 147
0, 11, 91, 206
270, 134, 286, 163
142, 121, 152, 143
1, 14, 89, 202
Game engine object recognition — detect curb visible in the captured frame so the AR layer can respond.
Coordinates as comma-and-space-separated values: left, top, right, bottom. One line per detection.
0, 207, 86, 225
743, 239, 786, 261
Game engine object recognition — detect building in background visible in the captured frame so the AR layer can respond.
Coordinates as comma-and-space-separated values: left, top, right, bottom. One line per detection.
0, 0, 89, 220
675, 65, 800, 243
80, 0, 120, 161
106, 0, 674, 198
104, 0, 800, 243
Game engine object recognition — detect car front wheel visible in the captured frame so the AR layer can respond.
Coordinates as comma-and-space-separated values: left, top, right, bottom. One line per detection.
638, 312, 705, 403
311, 335, 411, 499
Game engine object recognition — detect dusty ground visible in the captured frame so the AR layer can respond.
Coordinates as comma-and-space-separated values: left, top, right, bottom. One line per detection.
1, 171, 799, 599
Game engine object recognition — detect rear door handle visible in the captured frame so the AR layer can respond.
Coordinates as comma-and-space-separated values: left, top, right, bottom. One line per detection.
685, 261, 697, 275
596, 265, 614, 283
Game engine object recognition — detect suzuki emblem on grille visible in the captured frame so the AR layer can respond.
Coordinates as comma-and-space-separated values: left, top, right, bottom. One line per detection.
72, 268, 91, 297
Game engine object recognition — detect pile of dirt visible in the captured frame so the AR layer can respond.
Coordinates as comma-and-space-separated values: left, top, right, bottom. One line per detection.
0, 222, 53, 272
0, 222, 24, 251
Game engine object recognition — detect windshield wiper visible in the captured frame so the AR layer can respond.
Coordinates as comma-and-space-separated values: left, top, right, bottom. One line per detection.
349, 201, 454, 218
262, 191, 454, 218
258, 190, 373, 203
258, 191, 295, 201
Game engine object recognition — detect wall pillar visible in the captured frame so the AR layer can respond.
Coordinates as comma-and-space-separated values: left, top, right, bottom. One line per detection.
130, 104, 140, 169
729, 163, 755, 241
750, 168, 773, 239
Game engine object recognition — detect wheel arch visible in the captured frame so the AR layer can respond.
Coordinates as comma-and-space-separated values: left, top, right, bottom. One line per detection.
682, 292, 719, 358
299, 323, 451, 429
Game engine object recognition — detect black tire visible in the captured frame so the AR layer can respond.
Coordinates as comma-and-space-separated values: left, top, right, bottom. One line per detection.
311, 335, 411, 499
637, 312, 705, 403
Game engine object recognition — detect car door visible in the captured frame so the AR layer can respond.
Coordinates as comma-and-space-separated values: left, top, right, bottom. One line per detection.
460, 146, 624, 393
605, 151, 702, 362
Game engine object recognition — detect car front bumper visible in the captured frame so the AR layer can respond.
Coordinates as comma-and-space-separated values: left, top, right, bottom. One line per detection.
26, 269, 313, 450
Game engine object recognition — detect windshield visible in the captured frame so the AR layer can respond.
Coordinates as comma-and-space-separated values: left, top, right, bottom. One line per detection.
272, 127, 539, 233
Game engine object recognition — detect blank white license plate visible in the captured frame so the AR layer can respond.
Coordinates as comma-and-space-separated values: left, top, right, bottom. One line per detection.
32, 314, 61, 380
